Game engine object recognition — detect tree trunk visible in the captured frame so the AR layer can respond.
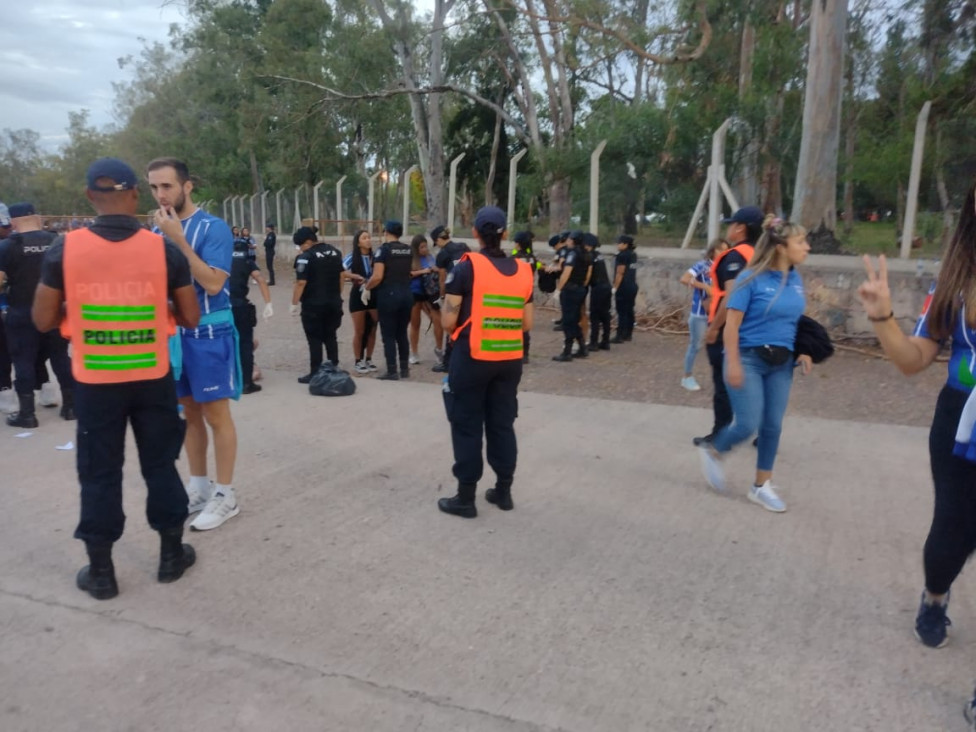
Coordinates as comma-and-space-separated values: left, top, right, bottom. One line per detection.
734, 21, 760, 205
759, 91, 785, 215
842, 54, 856, 237
549, 177, 571, 233
249, 149, 262, 194
486, 112, 502, 206
424, 0, 452, 227
792, 0, 848, 247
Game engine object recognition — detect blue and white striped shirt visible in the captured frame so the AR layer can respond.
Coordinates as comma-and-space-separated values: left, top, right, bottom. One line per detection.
158, 208, 233, 314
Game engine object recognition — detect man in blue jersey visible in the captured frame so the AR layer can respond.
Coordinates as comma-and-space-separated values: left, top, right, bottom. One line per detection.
148, 158, 241, 532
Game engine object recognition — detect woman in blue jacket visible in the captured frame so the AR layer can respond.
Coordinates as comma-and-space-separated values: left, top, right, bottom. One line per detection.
698, 216, 812, 512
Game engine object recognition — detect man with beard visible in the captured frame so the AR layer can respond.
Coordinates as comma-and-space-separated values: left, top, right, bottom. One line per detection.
147, 158, 240, 532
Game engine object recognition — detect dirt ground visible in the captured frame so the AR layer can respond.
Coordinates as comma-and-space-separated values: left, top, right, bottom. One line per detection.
254, 286, 945, 430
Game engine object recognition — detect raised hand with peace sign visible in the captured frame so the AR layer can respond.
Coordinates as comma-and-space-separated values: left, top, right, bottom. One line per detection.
857, 254, 893, 321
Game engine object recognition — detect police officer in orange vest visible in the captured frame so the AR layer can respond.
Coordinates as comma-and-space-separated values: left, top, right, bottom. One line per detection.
438, 206, 534, 518
693, 205, 763, 446
32, 158, 201, 600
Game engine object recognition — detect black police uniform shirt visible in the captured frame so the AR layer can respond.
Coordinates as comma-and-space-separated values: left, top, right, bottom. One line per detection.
513, 247, 539, 271
263, 231, 276, 251
229, 248, 259, 307
295, 242, 344, 307
0, 230, 57, 309
589, 250, 610, 287
374, 239, 413, 288
614, 249, 638, 288
435, 240, 471, 275
564, 248, 591, 287
40, 215, 191, 297
445, 253, 534, 344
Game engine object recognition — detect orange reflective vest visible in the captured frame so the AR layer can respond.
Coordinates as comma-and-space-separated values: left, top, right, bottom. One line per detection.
708, 243, 755, 323
451, 252, 533, 360
61, 228, 174, 384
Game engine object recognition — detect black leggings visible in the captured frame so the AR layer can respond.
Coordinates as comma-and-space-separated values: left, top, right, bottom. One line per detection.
923, 385, 976, 595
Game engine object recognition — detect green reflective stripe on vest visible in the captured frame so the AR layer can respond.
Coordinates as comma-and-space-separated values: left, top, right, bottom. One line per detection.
83, 353, 158, 370
480, 339, 523, 352
482, 294, 525, 309
81, 304, 156, 322
482, 317, 522, 330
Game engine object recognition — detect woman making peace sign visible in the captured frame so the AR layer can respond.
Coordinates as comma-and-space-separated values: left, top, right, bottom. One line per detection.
858, 181, 976, 678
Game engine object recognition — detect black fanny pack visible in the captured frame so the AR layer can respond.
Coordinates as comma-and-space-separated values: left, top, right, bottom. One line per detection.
754, 344, 793, 366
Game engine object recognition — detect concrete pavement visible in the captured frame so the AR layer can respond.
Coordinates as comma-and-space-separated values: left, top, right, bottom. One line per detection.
1, 368, 973, 731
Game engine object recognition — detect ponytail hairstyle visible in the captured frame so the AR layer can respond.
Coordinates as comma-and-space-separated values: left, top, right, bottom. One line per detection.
473, 206, 507, 258
731, 214, 807, 311
349, 229, 370, 278
927, 180, 976, 341
410, 234, 428, 270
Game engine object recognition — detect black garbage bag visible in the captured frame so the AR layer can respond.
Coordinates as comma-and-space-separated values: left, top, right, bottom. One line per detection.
537, 269, 558, 293
793, 315, 834, 364
308, 363, 356, 396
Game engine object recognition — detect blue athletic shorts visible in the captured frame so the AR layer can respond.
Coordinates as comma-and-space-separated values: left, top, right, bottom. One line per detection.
176, 324, 239, 402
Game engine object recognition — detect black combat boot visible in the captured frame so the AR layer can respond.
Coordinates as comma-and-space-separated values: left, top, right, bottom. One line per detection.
438, 482, 477, 518
59, 389, 76, 421
6, 392, 38, 428
552, 339, 574, 362
76, 541, 119, 600
599, 336, 611, 351
485, 479, 514, 511
610, 331, 625, 344
574, 339, 589, 358
157, 526, 197, 583
378, 369, 400, 380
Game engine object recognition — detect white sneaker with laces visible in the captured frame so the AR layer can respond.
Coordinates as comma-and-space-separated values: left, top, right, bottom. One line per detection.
186, 481, 214, 514
681, 376, 701, 391
38, 382, 59, 407
749, 480, 787, 513
190, 490, 240, 531
409, 353, 420, 365
0, 388, 17, 414
354, 360, 370, 374
697, 446, 726, 493
365, 359, 378, 372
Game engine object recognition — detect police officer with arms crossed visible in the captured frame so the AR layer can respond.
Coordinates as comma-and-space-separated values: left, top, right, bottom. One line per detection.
32, 157, 201, 600
290, 226, 361, 382
0, 202, 75, 427
230, 236, 273, 394
552, 231, 592, 361
148, 157, 241, 531
582, 233, 612, 351
437, 206, 534, 518
431, 225, 469, 373
611, 234, 638, 343
364, 220, 414, 380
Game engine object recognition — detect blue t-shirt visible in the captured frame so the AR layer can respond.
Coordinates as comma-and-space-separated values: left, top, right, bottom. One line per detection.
410, 253, 436, 295
342, 252, 373, 279
156, 209, 233, 314
914, 283, 976, 394
727, 268, 806, 349
687, 259, 711, 317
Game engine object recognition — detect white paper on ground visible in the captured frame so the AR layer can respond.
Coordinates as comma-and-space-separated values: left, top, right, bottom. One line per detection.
56, 441, 74, 451
15, 432, 33, 438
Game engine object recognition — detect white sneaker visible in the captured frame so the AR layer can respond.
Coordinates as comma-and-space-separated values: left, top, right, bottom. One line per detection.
354, 360, 370, 374
365, 359, 378, 372
697, 446, 726, 493
681, 376, 701, 391
190, 490, 240, 531
186, 481, 214, 514
0, 388, 17, 414
749, 480, 787, 513
409, 353, 420, 365
38, 382, 59, 407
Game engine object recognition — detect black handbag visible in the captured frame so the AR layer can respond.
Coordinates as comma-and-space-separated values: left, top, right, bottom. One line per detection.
755, 345, 793, 366
537, 270, 558, 293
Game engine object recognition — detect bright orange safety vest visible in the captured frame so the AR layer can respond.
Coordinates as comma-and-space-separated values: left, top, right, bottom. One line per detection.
708, 242, 755, 323
451, 252, 534, 361
61, 228, 175, 384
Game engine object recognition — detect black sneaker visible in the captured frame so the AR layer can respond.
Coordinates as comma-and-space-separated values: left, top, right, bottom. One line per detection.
400, 368, 410, 379
552, 353, 573, 362
437, 495, 477, 518
297, 373, 313, 384
378, 372, 400, 381
431, 362, 448, 373
692, 434, 714, 447
598, 342, 611, 351
242, 383, 262, 394
915, 591, 951, 648
485, 488, 514, 511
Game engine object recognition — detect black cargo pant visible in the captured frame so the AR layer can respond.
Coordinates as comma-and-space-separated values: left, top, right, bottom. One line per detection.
5, 307, 72, 395
301, 303, 343, 373
615, 284, 638, 338
377, 288, 413, 373
589, 284, 612, 345
444, 340, 522, 484
707, 339, 732, 436
232, 303, 256, 387
559, 283, 587, 346
74, 373, 188, 544
264, 247, 275, 285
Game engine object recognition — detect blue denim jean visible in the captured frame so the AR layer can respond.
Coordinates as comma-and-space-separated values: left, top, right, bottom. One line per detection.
684, 314, 708, 375
711, 349, 795, 471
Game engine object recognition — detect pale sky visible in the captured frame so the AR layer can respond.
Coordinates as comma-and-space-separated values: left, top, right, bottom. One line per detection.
0, 1, 185, 150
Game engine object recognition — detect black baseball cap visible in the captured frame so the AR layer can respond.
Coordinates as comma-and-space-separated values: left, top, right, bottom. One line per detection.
384, 220, 403, 237
86, 157, 138, 192
430, 225, 450, 241
8, 202, 36, 218
722, 206, 763, 226
513, 230, 534, 246
474, 206, 506, 236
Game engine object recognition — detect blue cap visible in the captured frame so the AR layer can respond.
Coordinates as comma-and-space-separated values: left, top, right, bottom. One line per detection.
384, 220, 403, 237
8, 202, 35, 218
474, 206, 506, 235
722, 205, 763, 226
86, 157, 138, 192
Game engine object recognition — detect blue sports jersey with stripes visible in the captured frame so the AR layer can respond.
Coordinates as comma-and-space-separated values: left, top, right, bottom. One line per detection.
687, 259, 711, 317
156, 208, 233, 314
914, 282, 976, 394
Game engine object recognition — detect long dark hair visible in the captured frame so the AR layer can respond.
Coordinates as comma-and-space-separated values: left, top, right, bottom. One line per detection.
477, 230, 506, 258
410, 234, 428, 270
349, 229, 370, 278
928, 180, 976, 340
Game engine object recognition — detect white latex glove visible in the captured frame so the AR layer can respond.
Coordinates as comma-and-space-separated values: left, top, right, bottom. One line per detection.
553, 289, 561, 303
361, 287, 371, 305
612, 287, 617, 296
263, 302, 274, 321
289, 303, 299, 315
